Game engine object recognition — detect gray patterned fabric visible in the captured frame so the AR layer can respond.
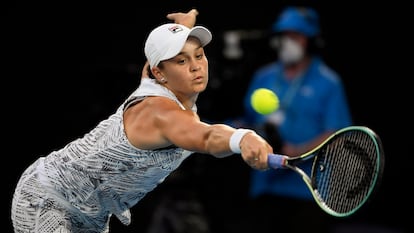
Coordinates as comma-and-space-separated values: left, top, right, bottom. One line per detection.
11, 78, 194, 233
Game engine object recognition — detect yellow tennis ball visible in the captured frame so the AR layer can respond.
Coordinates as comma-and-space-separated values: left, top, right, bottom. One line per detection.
250, 88, 280, 115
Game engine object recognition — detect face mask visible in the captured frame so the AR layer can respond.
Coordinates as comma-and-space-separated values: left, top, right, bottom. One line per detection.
278, 36, 304, 65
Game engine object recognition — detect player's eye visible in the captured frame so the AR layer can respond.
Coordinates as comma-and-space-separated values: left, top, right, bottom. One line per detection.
195, 54, 204, 60
177, 58, 186, 64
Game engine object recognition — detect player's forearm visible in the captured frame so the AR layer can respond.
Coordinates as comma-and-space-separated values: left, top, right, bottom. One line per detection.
203, 124, 236, 158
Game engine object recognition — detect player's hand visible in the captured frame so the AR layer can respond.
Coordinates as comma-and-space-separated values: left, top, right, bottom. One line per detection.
239, 132, 273, 170
166, 9, 198, 28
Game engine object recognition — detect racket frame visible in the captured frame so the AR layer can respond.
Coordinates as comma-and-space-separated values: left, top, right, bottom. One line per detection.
270, 126, 385, 217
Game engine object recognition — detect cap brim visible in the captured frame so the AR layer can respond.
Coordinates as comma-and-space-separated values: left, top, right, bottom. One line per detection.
189, 26, 212, 47
159, 25, 212, 63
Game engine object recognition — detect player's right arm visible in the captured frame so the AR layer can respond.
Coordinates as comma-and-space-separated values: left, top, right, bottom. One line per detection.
123, 96, 272, 170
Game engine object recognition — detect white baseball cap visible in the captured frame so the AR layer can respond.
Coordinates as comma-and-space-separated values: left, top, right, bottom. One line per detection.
144, 23, 212, 69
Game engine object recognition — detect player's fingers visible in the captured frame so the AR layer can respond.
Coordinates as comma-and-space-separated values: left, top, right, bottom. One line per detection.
249, 150, 269, 170
248, 156, 259, 166
166, 12, 178, 20
166, 8, 197, 20
188, 9, 199, 16
256, 144, 273, 170
251, 160, 268, 171
166, 9, 198, 28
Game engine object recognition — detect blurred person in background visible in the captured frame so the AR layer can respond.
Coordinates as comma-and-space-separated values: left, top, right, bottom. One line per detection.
232, 6, 353, 233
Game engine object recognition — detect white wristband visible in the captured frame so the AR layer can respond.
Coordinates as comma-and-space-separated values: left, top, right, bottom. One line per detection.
229, 129, 254, 154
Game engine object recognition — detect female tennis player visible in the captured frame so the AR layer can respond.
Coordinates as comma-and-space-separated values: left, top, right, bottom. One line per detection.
11, 9, 273, 233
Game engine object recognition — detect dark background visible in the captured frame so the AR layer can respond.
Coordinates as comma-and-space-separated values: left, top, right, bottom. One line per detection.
4, 1, 409, 233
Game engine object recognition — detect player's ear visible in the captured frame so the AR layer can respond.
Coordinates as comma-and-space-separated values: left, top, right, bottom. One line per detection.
151, 68, 167, 83
158, 76, 167, 83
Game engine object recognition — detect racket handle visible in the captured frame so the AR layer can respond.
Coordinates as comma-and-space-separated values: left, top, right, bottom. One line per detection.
268, 154, 288, 169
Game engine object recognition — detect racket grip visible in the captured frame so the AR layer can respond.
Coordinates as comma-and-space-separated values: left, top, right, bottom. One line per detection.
268, 154, 288, 169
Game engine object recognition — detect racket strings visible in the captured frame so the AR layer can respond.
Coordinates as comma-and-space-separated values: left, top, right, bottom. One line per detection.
313, 130, 379, 215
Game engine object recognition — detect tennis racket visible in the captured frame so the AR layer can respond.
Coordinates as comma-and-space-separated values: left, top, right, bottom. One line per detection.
267, 126, 385, 217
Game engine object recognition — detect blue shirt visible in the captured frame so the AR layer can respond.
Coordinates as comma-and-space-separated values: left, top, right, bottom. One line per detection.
243, 56, 352, 200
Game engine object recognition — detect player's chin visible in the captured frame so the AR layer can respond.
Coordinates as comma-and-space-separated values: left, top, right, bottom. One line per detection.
192, 82, 208, 92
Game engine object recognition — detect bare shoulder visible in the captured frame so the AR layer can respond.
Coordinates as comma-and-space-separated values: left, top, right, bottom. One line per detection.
146, 97, 200, 126
123, 96, 198, 149
124, 96, 185, 129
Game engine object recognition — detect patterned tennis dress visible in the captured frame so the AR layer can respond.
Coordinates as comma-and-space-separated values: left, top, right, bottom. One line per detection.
11, 78, 195, 233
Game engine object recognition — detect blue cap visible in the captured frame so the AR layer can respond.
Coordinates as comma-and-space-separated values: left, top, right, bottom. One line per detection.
272, 6, 320, 37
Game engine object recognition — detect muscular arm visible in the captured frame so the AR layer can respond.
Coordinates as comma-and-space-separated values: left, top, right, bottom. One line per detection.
157, 105, 234, 157
124, 97, 272, 169
157, 99, 273, 169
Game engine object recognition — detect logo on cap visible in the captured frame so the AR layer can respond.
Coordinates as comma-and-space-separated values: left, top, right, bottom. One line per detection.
168, 25, 184, 33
